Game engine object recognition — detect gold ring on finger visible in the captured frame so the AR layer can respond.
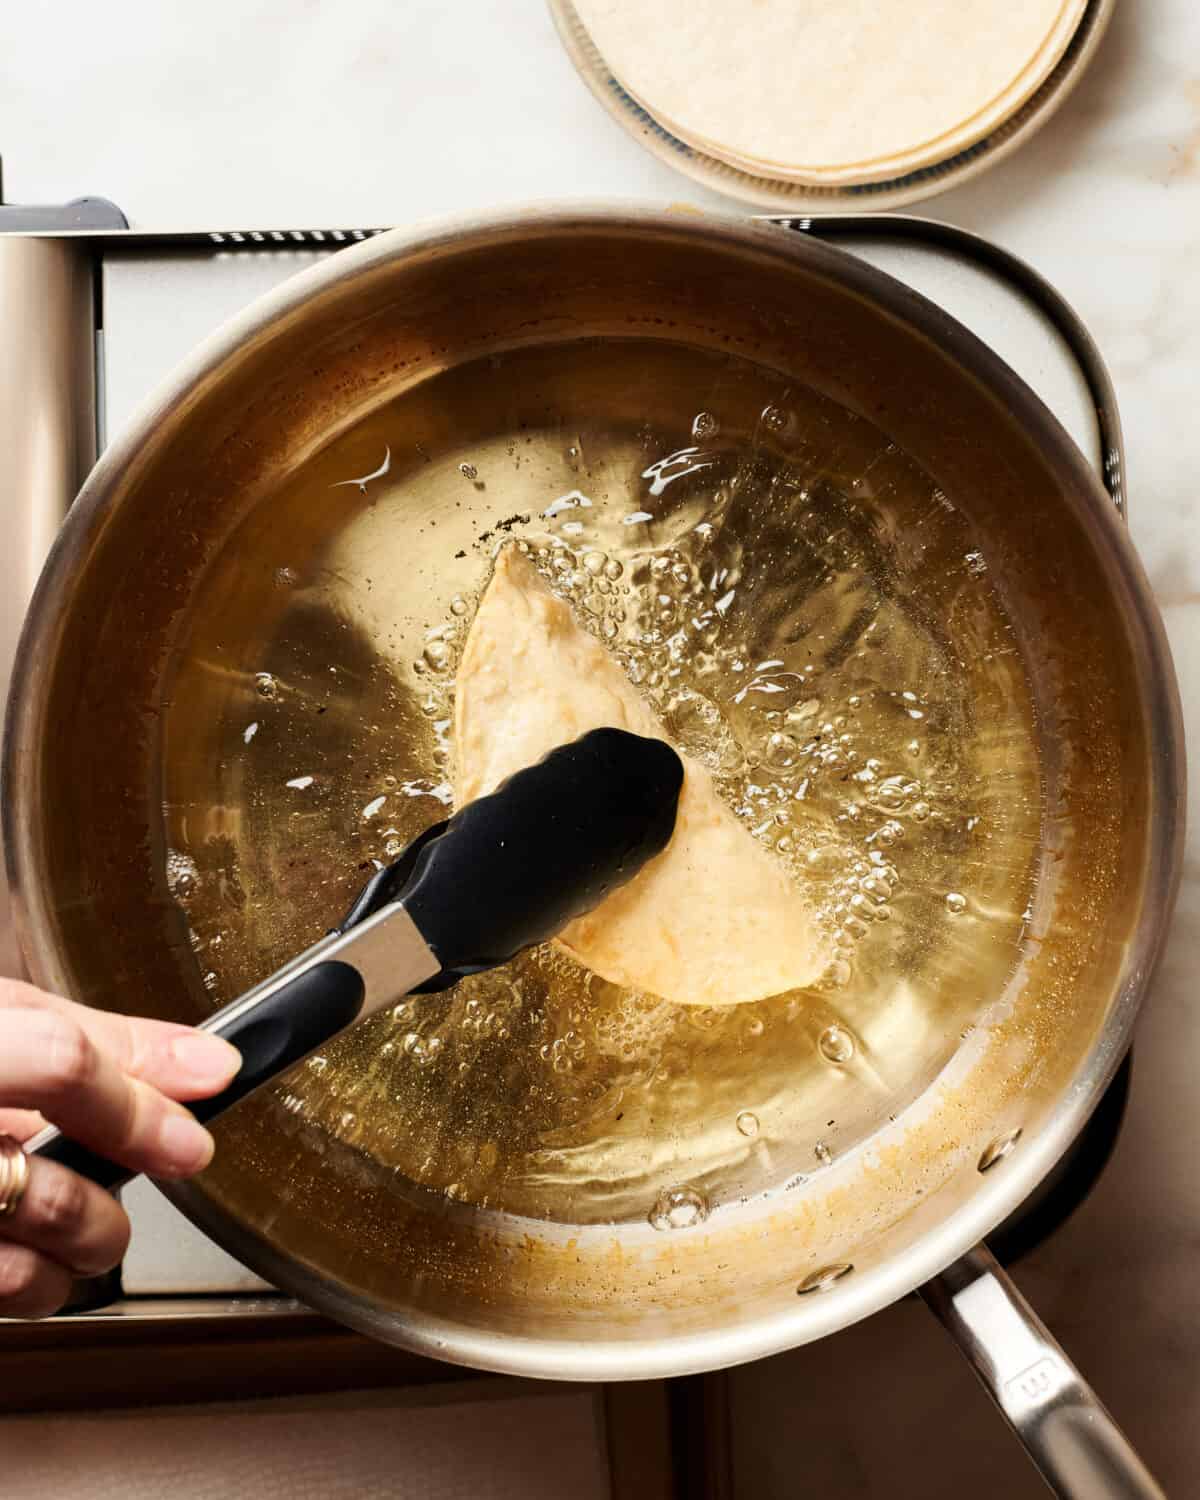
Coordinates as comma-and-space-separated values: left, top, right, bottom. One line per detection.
0, 1133, 31, 1219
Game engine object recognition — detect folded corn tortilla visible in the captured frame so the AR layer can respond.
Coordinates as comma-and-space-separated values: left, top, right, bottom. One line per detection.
454, 545, 828, 1005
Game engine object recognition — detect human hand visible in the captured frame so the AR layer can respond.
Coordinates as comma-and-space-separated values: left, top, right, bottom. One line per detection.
0, 979, 241, 1318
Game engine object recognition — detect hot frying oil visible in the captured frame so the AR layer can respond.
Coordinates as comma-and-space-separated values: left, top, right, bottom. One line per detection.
161, 339, 1041, 1225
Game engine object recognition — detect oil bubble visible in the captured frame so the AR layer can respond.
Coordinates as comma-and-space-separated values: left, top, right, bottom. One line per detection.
254, 672, 278, 699
665, 689, 743, 773
165, 850, 199, 898
450, 596, 469, 617
736, 1111, 760, 1138
692, 410, 719, 440
649, 1186, 710, 1231
814, 1141, 833, 1166
818, 1024, 855, 1064
765, 731, 799, 769
945, 892, 968, 914
403, 1032, 443, 1067
872, 776, 915, 813
423, 640, 451, 672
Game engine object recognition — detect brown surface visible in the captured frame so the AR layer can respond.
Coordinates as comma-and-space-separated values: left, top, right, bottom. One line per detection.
0, 1303, 466, 1415
1, 1304, 680, 1498
669, 1372, 734, 1500
604, 1382, 677, 1500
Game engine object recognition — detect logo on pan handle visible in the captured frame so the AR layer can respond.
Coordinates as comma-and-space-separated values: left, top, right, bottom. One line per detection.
1004, 1356, 1064, 1406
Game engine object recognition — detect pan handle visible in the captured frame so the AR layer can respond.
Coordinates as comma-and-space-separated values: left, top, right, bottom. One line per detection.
921, 1246, 1165, 1499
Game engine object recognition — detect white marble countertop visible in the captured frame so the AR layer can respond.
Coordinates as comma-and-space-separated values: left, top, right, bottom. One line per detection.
1, 1, 1198, 1494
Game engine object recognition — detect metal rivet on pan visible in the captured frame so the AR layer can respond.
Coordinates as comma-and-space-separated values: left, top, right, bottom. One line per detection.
978, 1128, 1023, 1173
796, 1263, 853, 1295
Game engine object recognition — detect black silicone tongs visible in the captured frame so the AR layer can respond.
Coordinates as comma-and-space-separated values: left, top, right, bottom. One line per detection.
27, 728, 684, 1191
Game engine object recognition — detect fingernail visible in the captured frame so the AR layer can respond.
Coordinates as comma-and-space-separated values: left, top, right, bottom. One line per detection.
169, 1032, 242, 1085
158, 1112, 215, 1175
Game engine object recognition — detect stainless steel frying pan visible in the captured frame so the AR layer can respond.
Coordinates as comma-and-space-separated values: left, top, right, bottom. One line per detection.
2, 208, 1183, 1496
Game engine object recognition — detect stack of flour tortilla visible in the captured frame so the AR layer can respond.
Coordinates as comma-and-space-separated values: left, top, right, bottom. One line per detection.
571, 0, 1088, 186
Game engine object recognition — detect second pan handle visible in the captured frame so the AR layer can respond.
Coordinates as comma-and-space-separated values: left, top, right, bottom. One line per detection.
920, 1245, 1165, 1499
